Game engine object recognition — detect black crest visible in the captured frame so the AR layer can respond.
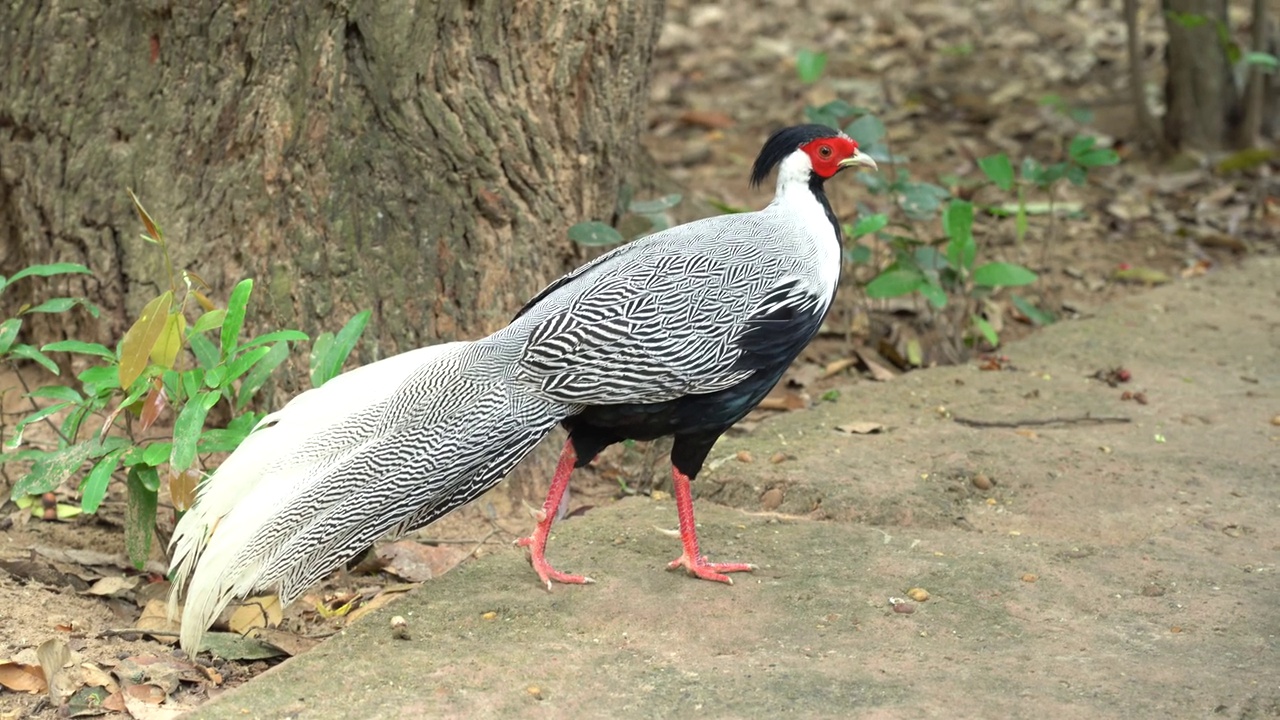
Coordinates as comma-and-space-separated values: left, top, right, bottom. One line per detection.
749, 124, 843, 188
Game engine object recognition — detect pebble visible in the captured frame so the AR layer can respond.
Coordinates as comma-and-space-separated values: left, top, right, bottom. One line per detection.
760, 487, 784, 511
891, 602, 916, 615
527, 685, 545, 700
390, 615, 410, 640
907, 587, 930, 602
1021, 573, 1038, 583
481, 611, 497, 621
971, 473, 993, 490
1141, 584, 1166, 597
736, 450, 754, 463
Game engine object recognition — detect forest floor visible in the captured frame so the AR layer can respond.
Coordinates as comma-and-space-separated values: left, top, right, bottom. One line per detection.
2, 0, 1279, 718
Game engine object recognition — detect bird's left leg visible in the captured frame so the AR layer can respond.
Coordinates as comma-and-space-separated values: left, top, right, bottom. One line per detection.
515, 440, 594, 589
667, 465, 756, 584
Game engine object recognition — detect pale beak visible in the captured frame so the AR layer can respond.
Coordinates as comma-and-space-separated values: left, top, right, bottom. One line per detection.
839, 149, 878, 171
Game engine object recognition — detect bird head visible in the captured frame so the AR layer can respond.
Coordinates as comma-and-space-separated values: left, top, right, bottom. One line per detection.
749, 124, 877, 189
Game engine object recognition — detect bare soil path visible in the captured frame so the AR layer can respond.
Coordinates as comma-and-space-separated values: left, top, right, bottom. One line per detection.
187, 257, 1279, 720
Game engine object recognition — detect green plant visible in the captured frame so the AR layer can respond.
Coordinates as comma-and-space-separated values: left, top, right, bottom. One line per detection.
566, 187, 684, 248
3, 193, 369, 567
791, 47, 1122, 354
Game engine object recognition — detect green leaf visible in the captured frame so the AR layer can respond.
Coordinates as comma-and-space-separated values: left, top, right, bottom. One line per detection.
310, 311, 370, 388
7, 263, 92, 284
227, 345, 273, 386
851, 213, 888, 238
142, 441, 172, 467
977, 154, 1015, 191
125, 466, 158, 569
626, 194, 682, 214
197, 412, 262, 454
22, 297, 81, 314
187, 331, 220, 370
119, 291, 174, 389
899, 182, 949, 221
0, 317, 20, 355
236, 342, 289, 409
795, 49, 828, 84
26, 385, 82, 403
1243, 51, 1278, 70
1067, 135, 1097, 160
566, 221, 624, 247
865, 269, 926, 298
9, 343, 59, 375
1015, 187, 1029, 243
1076, 149, 1120, 168
237, 329, 309, 353
80, 448, 125, 514
973, 262, 1038, 287
918, 282, 948, 309
41, 340, 116, 360
78, 365, 121, 396
943, 200, 976, 271
844, 245, 872, 264
844, 115, 885, 146
13, 401, 74, 444
1011, 294, 1056, 326
11, 441, 99, 497
222, 279, 255, 360
170, 393, 213, 471
190, 308, 227, 335
972, 315, 999, 347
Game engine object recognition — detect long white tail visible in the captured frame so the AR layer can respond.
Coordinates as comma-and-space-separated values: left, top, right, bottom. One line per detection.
168, 339, 569, 653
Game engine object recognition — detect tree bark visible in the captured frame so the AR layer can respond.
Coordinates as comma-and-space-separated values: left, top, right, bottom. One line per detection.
0, 1, 664, 371
1161, 0, 1240, 150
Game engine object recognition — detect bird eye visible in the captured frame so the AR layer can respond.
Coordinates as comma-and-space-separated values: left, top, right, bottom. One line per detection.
818, 145, 833, 158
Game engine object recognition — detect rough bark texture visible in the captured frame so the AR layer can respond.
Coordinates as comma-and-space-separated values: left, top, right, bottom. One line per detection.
0, 1, 664, 368
1161, 0, 1240, 150
1160, 0, 1280, 150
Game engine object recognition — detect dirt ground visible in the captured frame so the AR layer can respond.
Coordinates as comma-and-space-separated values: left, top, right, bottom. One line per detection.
185, 256, 1280, 719
3, 0, 1279, 717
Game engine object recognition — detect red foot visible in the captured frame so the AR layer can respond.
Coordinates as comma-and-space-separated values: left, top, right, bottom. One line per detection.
667, 552, 756, 585
666, 464, 756, 585
515, 512, 595, 590
517, 441, 594, 590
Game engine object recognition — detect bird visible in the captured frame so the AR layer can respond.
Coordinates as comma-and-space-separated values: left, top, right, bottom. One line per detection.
167, 124, 876, 653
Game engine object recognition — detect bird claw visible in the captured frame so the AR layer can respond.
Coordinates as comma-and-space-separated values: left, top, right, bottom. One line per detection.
667, 553, 756, 584
516, 535, 594, 589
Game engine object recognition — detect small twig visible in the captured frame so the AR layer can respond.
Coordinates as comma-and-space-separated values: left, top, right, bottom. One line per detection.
952, 414, 1131, 428
414, 536, 504, 545
101, 628, 179, 638
440, 528, 498, 576
11, 367, 73, 445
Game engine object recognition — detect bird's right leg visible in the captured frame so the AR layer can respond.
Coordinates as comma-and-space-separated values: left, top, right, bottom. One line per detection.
515, 439, 595, 589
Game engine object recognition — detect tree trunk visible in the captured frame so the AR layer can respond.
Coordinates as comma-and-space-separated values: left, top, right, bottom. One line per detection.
1160, 0, 1280, 150
1162, 0, 1240, 150
0, 1, 664, 370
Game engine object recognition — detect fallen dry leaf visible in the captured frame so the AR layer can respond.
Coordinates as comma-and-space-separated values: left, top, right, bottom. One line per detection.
253, 628, 321, 657
835, 422, 886, 435
228, 595, 283, 636
0, 661, 47, 694
86, 575, 140, 597
345, 585, 415, 625
677, 109, 735, 129
375, 540, 467, 583
37, 637, 78, 701
135, 599, 180, 642
124, 682, 166, 705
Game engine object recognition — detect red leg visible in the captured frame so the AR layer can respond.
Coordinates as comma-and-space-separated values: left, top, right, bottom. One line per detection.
515, 440, 594, 590
667, 465, 756, 584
